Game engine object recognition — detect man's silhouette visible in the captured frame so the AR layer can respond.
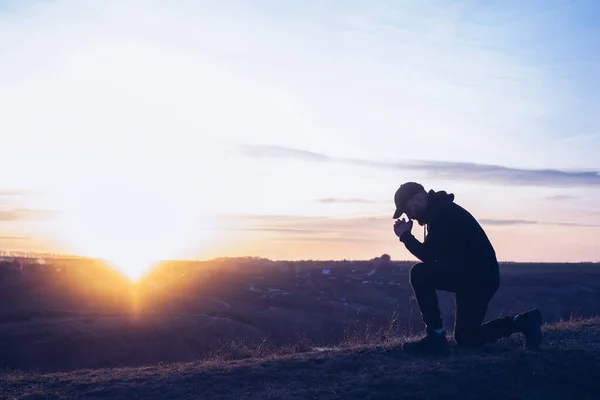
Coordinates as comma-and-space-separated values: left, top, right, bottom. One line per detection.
392, 182, 543, 353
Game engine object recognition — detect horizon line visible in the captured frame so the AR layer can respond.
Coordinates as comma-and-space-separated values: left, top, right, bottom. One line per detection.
1, 252, 599, 264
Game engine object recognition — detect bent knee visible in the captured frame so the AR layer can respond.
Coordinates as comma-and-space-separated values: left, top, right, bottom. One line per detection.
409, 262, 431, 285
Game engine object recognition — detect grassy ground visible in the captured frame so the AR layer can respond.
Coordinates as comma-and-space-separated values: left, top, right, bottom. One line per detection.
1, 317, 599, 400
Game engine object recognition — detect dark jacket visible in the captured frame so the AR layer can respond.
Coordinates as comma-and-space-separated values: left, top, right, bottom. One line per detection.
400, 190, 499, 283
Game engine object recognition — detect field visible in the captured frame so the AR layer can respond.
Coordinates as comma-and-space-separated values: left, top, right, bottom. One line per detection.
2, 317, 600, 399
1, 257, 599, 399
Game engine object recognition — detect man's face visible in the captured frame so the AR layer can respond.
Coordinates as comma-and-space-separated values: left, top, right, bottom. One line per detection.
405, 192, 428, 225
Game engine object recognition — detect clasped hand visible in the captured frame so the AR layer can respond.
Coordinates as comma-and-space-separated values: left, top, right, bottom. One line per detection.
393, 218, 413, 238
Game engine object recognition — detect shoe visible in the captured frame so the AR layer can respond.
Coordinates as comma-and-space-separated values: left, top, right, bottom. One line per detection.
513, 309, 543, 348
402, 330, 449, 354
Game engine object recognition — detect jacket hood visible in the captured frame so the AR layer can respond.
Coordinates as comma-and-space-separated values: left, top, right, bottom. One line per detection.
424, 190, 455, 222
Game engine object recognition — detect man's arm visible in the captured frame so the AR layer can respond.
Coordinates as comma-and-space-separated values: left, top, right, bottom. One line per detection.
399, 219, 451, 265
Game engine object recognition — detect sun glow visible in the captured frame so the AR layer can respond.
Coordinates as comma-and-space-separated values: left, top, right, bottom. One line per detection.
56, 185, 202, 281
68, 236, 180, 282
104, 252, 159, 281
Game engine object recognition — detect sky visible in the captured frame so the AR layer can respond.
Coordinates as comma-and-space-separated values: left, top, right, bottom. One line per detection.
1, 0, 599, 278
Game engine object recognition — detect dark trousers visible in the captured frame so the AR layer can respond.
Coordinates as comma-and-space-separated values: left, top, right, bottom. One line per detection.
410, 262, 515, 346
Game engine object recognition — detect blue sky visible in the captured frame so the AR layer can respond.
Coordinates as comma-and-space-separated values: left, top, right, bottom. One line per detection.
1, 0, 599, 277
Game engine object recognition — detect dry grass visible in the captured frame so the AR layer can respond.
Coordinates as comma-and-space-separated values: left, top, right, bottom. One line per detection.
2, 317, 600, 400
199, 311, 411, 362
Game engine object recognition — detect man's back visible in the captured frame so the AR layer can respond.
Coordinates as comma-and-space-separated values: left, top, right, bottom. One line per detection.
425, 191, 499, 281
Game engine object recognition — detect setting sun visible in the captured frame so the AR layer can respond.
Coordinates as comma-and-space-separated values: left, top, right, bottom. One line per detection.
53, 185, 201, 280
103, 253, 158, 281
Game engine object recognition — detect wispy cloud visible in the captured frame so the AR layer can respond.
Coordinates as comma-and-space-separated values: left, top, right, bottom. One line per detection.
230, 227, 329, 235
214, 214, 389, 240
0, 190, 27, 197
480, 219, 599, 227
202, 211, 600, 261
235, 145, 330, 162
270, 236, 380, 244
217, 214, 600, 240
0, 236, 30, 241
550, 222, 600, 227
220, 214, 387, 230
316, 198, 378, 204
545, 195, 579, 201
479, 219, 537, 226
0, 208, 61, 222
237, 145, 600, 187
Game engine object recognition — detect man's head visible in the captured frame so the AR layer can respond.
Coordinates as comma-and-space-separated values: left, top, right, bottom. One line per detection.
393, 182, 428, 225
